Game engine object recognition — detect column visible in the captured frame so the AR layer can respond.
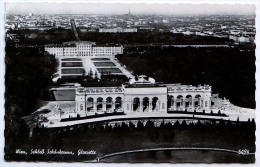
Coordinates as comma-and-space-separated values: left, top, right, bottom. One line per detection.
120, 101, 123, 109
102, 100, 106, 111
191, 98, 194, 109
149, 100, 152, 112
93, 99, 97, 112
158, 101, 161, 111
112, 100, 115, 112
173, 99, 177, 110
140, 102, 143, 112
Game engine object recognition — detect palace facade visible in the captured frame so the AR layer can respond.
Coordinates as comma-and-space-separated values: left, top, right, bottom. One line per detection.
45, 41, 123, 57
75, 75, 212, 115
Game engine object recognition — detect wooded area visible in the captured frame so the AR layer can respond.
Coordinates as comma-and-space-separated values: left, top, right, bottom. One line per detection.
8, 28, 233, 45
117, 46, 255, 108
5, 46, 56, 159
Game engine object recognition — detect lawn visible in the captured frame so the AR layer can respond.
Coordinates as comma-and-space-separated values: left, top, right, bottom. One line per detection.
93, 62, 116, 67
61, 62, 83, 67
97, 68, 122, 74
61, 68, 85, 74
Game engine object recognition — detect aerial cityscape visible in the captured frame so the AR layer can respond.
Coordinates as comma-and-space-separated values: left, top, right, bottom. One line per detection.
6, 12, 255, 43
4, 2, 256, 164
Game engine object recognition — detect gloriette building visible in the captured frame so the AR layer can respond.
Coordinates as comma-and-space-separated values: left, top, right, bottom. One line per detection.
75, 75, 212, 115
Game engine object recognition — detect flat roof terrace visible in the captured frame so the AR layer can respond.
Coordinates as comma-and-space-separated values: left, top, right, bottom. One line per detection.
165, 84, 212, 92
77, 87, 123, 94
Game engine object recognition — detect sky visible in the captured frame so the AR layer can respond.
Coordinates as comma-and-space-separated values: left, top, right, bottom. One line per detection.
5, 2, 256, 15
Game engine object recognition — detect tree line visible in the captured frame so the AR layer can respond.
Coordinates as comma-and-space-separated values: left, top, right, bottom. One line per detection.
8, 28, 233, 45
32, 118, 255, 150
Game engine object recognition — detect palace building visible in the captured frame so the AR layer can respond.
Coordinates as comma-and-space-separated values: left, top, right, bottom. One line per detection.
45, 41, 123, 57
75, 75, 212, 116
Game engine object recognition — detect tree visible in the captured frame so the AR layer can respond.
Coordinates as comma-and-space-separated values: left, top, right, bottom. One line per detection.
219, 119, 225, 127
174, 120, 180, 127
145, 120, 155, 129
94, 71, 99, 80
196, 120, 202, 127
137, 121, 144, 130
181, 120, 187, 127
165, 122, 173, 129
82, 69, 86, 77
121, 122, 129, 131
88, 68, 93, 78
129, 121, 135, 131
211, 120, 216, 127
159, 120, 165, 129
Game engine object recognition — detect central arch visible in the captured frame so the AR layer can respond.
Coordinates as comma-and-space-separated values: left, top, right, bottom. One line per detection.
106, 97, 112, 111
97, 97, 103, 111
185, 95, 192, 108
142, 97, 149, 112
176, 95, 183, 110
168, 95, 174, 108
133, 97, 140, 111
152, 97, 158, 110
194, 94, 201, 107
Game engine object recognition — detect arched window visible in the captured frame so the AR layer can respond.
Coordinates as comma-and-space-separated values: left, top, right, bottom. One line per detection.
97, 97, 103, 110
87, 97, 94, 111
133, 97, 140, 111
115, 97, 122, 109
167, 95, 174, 108
142, 97, 149, 112
194, 95, 201, 107
106, 97, 113, 111
185, 95, 192, 108
152, 97, 159, 110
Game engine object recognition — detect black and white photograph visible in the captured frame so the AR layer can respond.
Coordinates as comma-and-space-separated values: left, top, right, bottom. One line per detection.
1, 0, 259, 165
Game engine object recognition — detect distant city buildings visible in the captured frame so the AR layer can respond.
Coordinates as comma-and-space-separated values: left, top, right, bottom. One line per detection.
5, 13, 255, 43
99, 27, 137, 33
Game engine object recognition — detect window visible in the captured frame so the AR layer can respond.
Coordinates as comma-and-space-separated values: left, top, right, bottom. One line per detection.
162, 103, 165, 109
205, 101, 208, 107
127, 104, 129, 110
